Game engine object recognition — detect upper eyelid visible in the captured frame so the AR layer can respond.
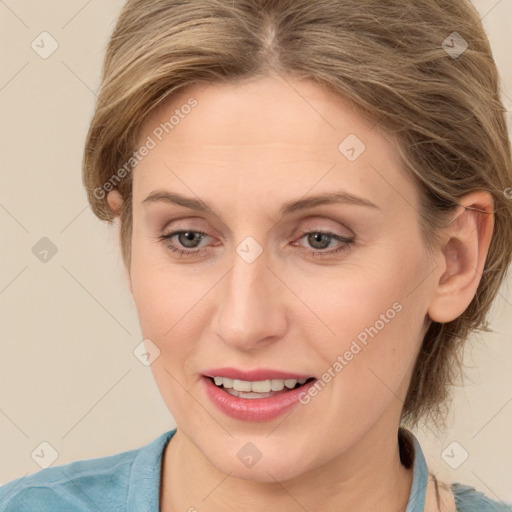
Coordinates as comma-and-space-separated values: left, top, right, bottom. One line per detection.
161, 215, 354, 238
146, 197, 378, 246
163, 228, 353, 249
162, 226, 351, 239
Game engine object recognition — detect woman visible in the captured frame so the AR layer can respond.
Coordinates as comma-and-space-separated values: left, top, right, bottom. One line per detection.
1, 0, 511, 511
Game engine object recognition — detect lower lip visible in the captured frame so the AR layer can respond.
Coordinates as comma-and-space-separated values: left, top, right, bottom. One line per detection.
202, 376, 317, 422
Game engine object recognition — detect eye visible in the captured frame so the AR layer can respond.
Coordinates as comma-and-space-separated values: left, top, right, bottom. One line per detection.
156, 229, 354, 258
157, 229, 211, 257
294, 231, 354, 258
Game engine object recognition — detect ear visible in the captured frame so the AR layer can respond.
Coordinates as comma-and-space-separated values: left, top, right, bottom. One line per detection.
427, 190, 494, 323
106, 189, 124, 216
106, 190, 133, 295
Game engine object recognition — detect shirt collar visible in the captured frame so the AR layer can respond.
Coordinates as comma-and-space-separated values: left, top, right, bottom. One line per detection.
127, 428, 177, 511
402, 427, 429, 512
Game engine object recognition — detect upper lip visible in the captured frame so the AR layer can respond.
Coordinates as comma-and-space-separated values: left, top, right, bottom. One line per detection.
202, 367, 316, 381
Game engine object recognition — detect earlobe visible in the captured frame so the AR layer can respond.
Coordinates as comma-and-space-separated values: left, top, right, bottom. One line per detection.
427, 191, 494, 324
106, 189, 124, 216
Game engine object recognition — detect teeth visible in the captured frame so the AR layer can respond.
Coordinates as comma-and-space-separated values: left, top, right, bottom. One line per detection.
213, 376, 224, 386
211, 376, 310, 392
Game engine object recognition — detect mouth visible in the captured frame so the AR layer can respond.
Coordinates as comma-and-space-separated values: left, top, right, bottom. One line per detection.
201, 372, 319, 421
205, 375, 317, 399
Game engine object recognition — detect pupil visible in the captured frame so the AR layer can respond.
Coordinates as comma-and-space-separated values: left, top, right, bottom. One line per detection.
309, 232, 329, 249
180, 231, 201, 248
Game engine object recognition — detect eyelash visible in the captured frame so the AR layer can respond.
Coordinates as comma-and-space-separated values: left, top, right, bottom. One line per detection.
156, 229, 354, 259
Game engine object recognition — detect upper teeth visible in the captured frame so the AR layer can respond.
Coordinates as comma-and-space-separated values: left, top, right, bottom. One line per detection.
213, 377, 308, 393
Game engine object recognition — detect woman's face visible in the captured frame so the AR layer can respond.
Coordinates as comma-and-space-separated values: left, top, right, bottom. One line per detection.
125, 75, 436, 481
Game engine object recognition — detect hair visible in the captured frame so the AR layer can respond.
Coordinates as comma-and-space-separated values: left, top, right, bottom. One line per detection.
82, 0, 512, 429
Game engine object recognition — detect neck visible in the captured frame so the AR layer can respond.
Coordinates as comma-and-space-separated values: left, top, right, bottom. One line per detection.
160, 422, 414, 512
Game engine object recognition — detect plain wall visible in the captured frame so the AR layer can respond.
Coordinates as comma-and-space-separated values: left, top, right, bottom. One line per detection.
1, 0, 511, 502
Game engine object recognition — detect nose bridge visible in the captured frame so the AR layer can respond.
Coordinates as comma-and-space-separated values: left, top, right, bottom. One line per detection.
214, 238, 286, 349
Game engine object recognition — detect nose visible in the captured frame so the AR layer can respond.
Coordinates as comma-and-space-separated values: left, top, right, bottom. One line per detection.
212, 242, 288, 352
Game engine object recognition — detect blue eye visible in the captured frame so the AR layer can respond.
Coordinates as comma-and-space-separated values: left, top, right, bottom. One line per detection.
157, 229, 354, 258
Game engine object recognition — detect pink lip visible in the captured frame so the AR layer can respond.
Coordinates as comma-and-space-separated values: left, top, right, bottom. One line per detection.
202, 375, 317, 422
202, 367, 314, 381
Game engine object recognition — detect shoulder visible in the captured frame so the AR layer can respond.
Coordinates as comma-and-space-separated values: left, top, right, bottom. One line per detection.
451, 482, 512, 512
0, 446, 139, 512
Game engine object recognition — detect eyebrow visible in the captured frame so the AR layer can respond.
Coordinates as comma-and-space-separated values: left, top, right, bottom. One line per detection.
142, 189, 381, 215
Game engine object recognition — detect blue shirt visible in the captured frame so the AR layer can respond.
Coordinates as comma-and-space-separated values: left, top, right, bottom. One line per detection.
1, 428, 510, 511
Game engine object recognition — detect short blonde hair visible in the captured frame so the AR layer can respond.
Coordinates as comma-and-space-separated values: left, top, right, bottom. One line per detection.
82, 0, 512, 428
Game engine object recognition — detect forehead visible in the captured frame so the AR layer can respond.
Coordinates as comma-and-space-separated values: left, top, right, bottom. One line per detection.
132, 76, 418, 215
140, 76, 379, 148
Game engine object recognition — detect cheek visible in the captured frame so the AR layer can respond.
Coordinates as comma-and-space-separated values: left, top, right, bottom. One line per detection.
129, 232, 217, 412
129, 223, 204, 335
131, 216, 427, 376
295, 241, 428, 391
131, 269, 219, 350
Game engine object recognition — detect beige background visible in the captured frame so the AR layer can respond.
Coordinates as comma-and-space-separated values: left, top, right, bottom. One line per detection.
1, 0, 511, 503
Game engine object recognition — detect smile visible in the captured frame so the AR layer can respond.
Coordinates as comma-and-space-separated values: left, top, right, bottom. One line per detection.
202, 375, 318, 422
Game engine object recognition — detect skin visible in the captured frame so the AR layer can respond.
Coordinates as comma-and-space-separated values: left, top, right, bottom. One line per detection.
107, 74, 493, 512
